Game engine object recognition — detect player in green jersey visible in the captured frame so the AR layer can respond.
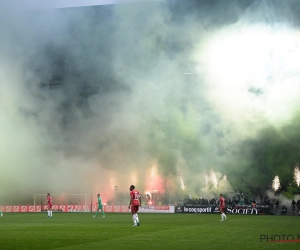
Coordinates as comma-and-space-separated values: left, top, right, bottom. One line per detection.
93, 194, 105, 218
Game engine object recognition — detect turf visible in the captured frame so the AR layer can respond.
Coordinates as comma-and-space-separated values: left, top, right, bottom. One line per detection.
0, 213, 299, 250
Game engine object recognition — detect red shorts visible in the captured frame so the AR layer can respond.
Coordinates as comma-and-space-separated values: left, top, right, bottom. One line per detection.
220, 207, 225, 213
130, 205, 140, 213
48, 204, 53, 210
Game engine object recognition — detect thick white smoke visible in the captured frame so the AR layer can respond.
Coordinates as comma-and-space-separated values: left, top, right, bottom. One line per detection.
1, 0, 300, 205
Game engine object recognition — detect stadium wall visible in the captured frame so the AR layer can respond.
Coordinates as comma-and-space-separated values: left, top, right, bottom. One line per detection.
1, 204, 274, 214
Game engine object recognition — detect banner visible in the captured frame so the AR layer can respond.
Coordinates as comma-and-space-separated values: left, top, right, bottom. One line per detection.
175, 206, 215, 214
175, 205, 274, 215
226, 205, 274, 215
0, 205, 90, 212
0, 205, 174, 213
139, 205, 174, 213
103, 205, 174, 213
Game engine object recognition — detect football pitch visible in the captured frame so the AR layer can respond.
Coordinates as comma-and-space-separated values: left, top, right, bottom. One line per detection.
0, 213, 299, 250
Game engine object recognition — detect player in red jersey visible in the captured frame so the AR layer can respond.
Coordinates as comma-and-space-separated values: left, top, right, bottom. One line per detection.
44, 193, 53, 218
219, 194, 227, 221
128, 185, 141, 226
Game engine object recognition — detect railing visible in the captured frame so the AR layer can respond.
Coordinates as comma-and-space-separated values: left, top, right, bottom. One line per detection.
267, 205, 300, 216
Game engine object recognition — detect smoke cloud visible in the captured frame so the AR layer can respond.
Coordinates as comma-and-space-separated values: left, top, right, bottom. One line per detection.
1, 0, 300, 204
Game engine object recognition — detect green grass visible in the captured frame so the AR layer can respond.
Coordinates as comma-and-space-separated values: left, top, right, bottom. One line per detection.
0, 213, 299, 250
